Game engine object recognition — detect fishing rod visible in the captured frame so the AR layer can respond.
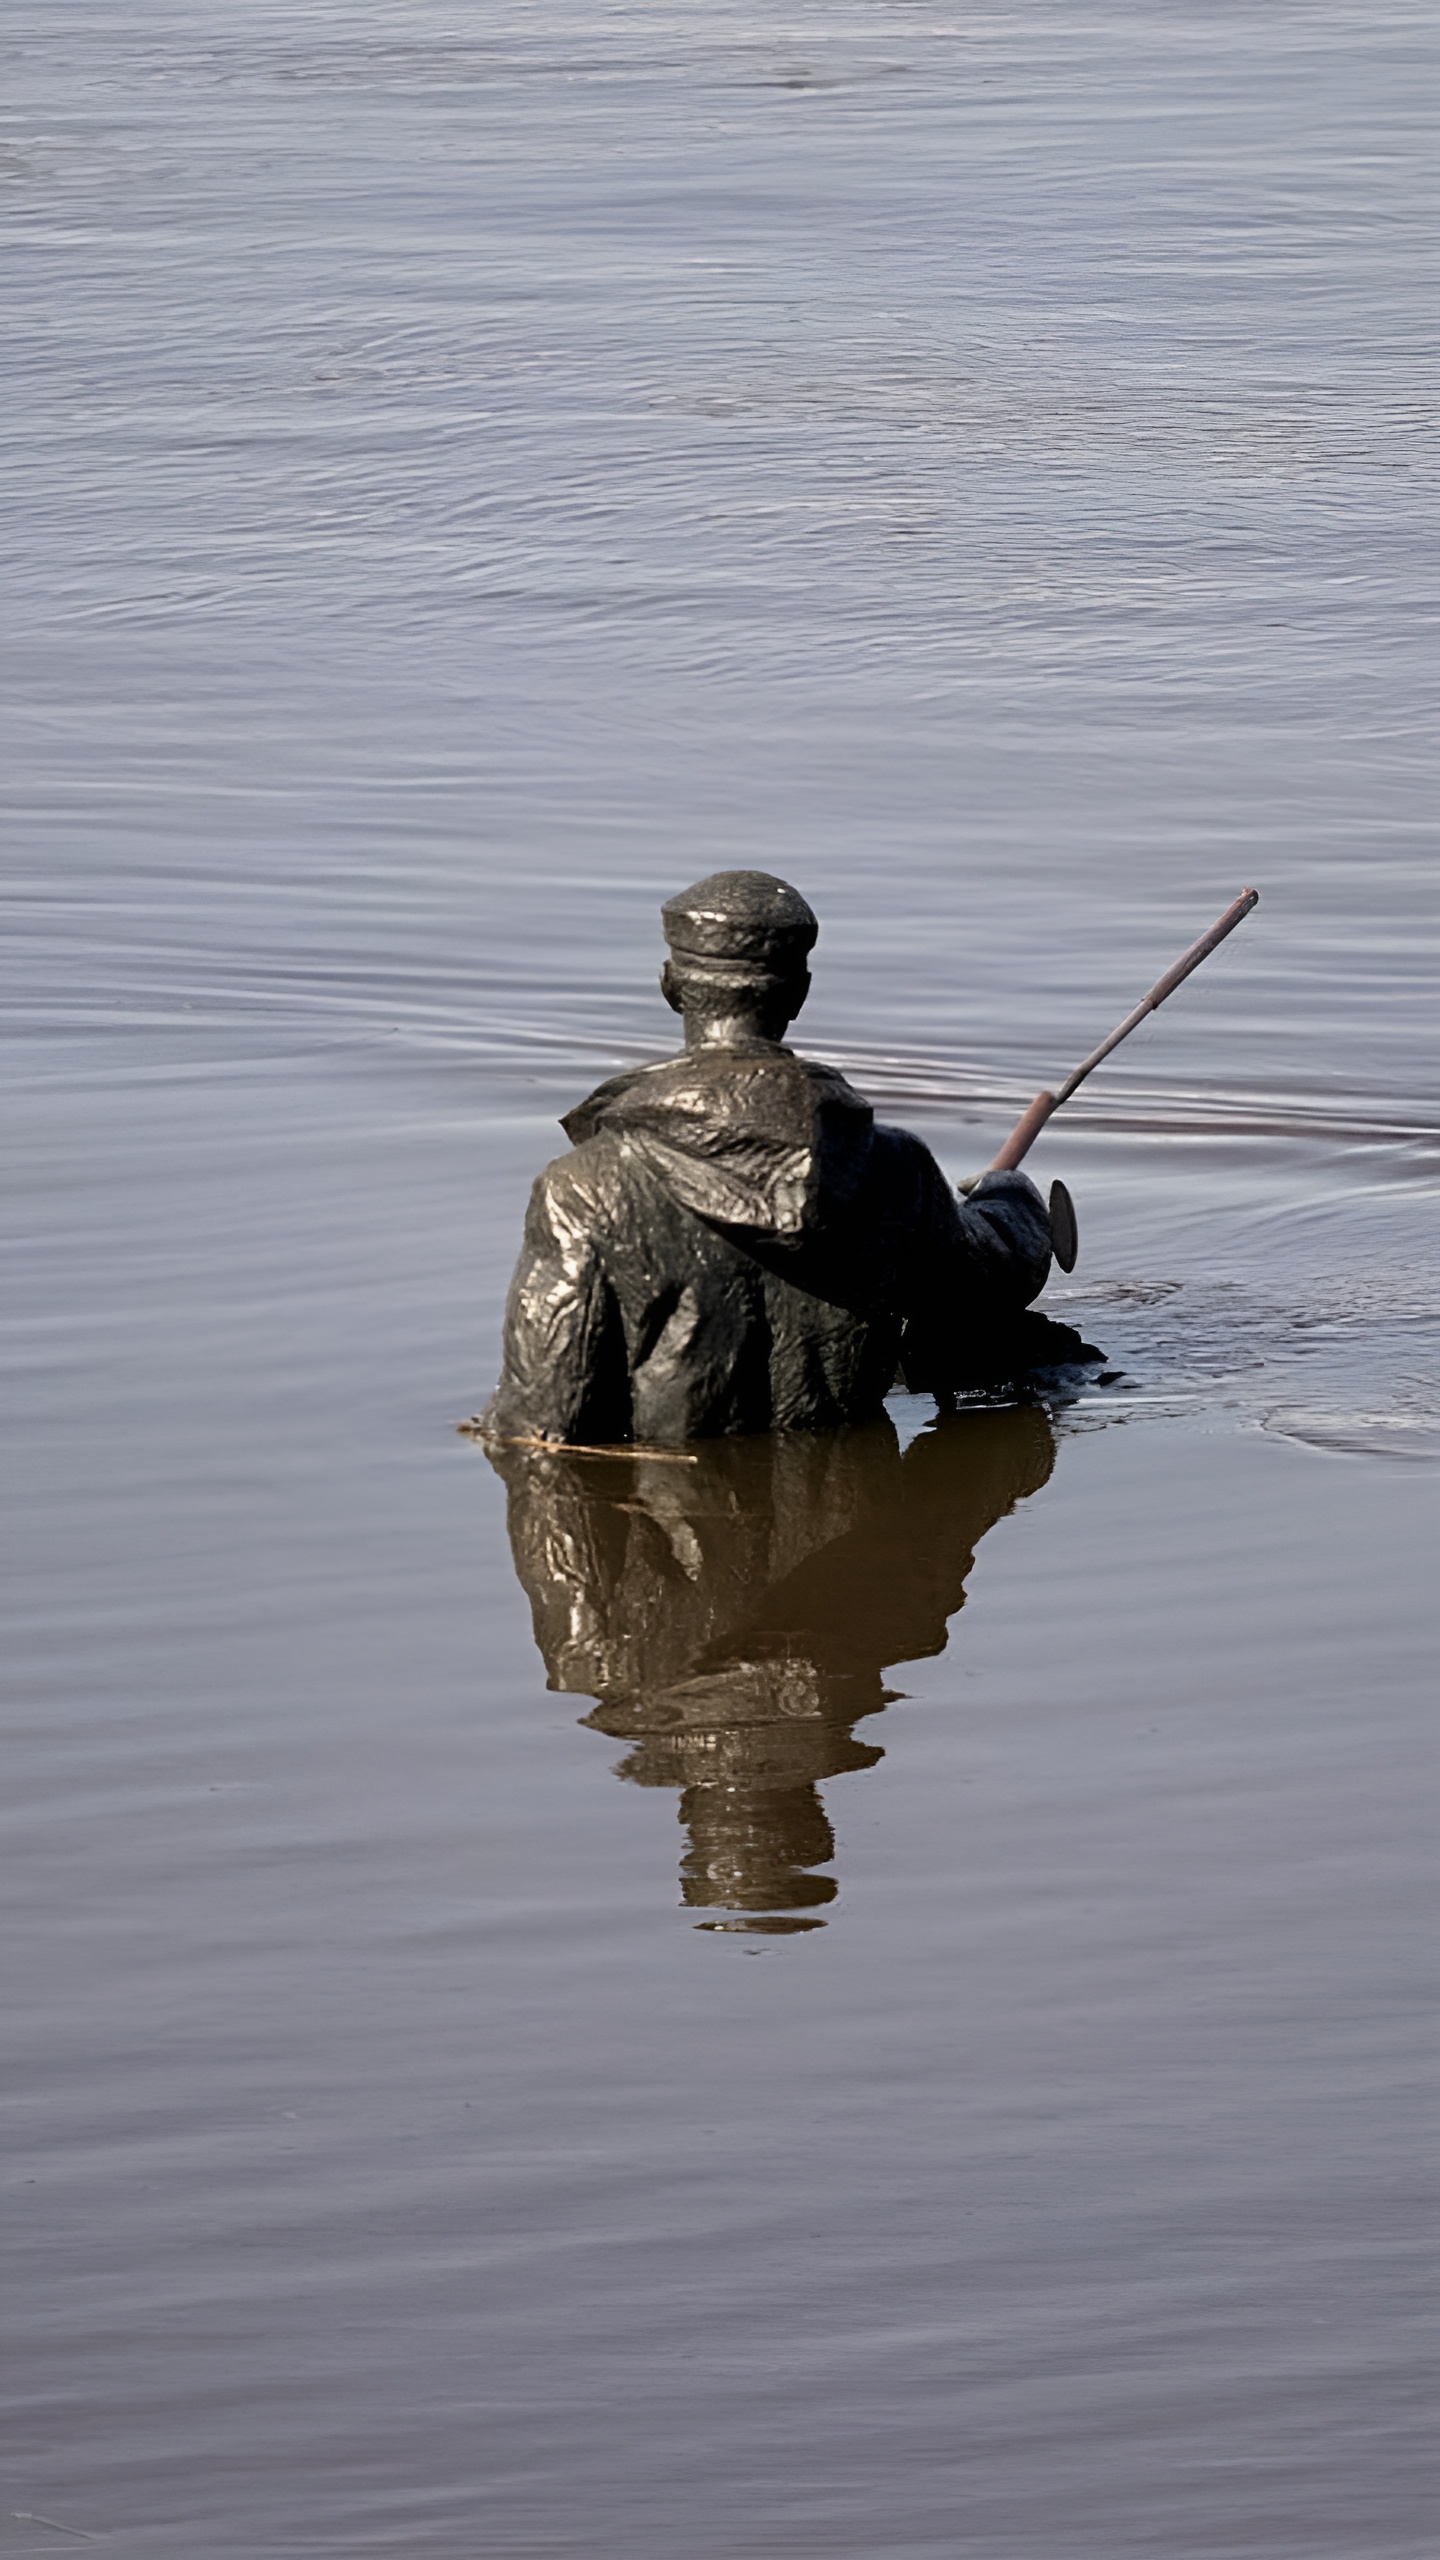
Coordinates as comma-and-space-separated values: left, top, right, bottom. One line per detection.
986, 887, 1260, 1269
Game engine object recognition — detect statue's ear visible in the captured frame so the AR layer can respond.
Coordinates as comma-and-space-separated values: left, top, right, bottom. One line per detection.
762, 966, 809, 1041
660, 960, 684, 1015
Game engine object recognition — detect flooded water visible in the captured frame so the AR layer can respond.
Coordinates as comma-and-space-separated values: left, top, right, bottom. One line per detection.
4, 4, 1437, 2554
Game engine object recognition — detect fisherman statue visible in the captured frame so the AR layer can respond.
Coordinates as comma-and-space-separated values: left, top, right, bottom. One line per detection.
481, 870, 1092, 1446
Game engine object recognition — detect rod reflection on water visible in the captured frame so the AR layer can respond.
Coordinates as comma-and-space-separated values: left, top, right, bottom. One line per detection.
489, 1406, 1057, 1930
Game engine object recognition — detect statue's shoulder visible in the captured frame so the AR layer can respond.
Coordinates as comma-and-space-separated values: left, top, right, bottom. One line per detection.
560, 1060, 677, 1147
525, 1124, 632, 1231
868, 1116, 947, 1173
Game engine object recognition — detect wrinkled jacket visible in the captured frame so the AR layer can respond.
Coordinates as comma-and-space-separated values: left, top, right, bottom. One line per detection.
483, 1043, 1052, 1444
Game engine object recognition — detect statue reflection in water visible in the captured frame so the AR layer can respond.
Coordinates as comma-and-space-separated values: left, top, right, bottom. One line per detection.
488, 1403, 1057, 1931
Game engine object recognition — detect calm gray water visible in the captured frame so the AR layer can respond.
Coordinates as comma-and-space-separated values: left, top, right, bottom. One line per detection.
4, 5, 1437, 2554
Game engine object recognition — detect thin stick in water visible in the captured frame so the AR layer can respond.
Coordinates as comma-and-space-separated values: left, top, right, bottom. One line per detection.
458, 1425, 700, 1464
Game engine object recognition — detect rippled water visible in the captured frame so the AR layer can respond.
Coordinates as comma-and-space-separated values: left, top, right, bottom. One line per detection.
4, 5, 1437, 2555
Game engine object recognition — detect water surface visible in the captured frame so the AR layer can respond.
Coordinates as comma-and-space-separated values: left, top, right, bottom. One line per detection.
4, 5, 1436, 2554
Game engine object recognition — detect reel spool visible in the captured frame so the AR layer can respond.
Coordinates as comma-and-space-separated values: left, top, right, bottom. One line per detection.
1048, 1178, 1078, 1273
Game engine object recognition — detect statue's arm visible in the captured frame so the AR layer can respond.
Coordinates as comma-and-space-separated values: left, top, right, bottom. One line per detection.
897, 1144, 1054, 1392
480, 1155, 629, 1445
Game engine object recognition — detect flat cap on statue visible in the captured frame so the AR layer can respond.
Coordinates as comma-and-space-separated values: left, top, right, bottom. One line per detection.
661, 871, 819, 970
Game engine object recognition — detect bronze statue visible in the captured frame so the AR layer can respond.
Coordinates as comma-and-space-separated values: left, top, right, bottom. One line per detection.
488, 1404, 1058, 1927
481, 871, 1092, 1446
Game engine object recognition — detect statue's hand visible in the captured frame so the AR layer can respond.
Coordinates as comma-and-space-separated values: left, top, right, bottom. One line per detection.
958, 1169, 1077, 1273
956, 1168, 1045, 1206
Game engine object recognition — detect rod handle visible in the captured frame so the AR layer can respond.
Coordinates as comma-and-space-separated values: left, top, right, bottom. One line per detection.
989, 1091, 1057, 1171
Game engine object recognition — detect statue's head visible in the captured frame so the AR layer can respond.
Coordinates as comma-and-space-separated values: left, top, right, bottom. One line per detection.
660, 870, 818, 1046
